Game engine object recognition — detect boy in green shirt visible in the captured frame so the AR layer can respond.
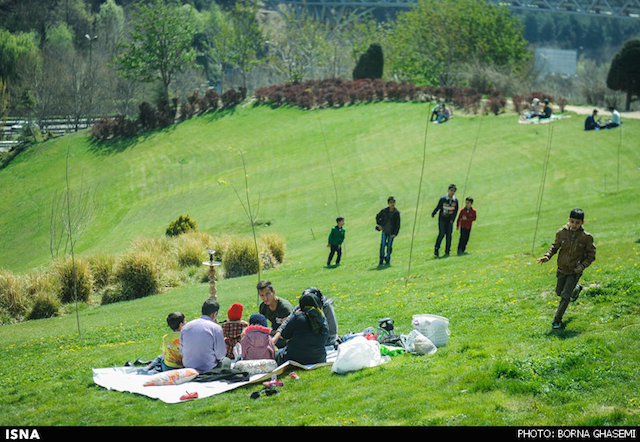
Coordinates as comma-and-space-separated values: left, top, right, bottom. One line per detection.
327, 216, 345, 266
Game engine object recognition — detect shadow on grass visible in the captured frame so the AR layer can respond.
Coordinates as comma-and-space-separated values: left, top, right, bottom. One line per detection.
546, 318, 580, 339
85, 107, 239, 156
86, 125, 177, 156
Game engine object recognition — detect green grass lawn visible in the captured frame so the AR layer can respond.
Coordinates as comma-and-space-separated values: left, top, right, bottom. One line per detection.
1, 102, 639, 426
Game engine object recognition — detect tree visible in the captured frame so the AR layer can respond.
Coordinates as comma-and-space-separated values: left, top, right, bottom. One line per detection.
606, 38, 640, 111
0, 29, 40, 112
227, 0, 266, 89
353, 43, 383, 80
387, 0, 531, 86
266, 6, 331, 83
114, 0, 197, 104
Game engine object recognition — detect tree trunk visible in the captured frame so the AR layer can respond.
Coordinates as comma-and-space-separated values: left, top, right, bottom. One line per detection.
626, 91, 631, 112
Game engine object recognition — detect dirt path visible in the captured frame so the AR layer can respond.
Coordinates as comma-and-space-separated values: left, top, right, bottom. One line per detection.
564, 105, 640, 120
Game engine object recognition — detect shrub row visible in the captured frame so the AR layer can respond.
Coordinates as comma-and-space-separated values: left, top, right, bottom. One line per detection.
254, 78, 430, 110
254, 78, 569, 118
0, 230, 285, 324
90, 87, 247, 141
254, 78, 504, 115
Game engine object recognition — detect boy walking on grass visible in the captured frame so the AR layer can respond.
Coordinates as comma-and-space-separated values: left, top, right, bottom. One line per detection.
327, 216, 345, 266
456, 197, 477, 255
376, 196, 401, 266
431, 184, 458, 258
536, 208, 596, 330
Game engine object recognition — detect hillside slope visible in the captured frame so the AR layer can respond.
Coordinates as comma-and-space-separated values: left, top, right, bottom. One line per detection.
1, 103, 639, 426
1, 103, 638, 273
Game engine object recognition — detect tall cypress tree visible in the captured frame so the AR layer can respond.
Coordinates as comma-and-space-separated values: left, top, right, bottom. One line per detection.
607, 38, 640, 111
353, 43, 384, 80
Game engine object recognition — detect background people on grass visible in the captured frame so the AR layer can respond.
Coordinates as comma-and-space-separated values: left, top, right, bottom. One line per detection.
585, 109, 601, 130
434, 104, 452, 124
603, 107, 622, 129
430, 101, 444, 121
376, 196, 401, 266
456, 197, 477, 256
327, 216, 346, 266
431, 184, 459, 258
536, 208, 596, 330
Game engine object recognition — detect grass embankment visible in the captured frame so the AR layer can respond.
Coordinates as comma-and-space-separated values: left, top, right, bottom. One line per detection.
0, 102, 639, 426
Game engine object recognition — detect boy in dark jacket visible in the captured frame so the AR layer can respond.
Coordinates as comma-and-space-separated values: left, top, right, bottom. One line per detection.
431, 184, 459, 257
327, 216, 345, 266
376, 196, 401, 266
536, 208, 596, 329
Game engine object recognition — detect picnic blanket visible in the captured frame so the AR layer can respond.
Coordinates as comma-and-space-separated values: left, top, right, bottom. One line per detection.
518, 114, 571, 124
93, 349, 336, 404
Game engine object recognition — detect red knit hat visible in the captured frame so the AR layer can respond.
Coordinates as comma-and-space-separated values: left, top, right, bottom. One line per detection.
227, 303, 244, 321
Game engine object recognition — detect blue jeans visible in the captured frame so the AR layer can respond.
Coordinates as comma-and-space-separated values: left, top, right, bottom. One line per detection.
380, 232, 394, 264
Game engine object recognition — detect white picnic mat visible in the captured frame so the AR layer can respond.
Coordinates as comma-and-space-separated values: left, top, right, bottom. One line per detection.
93, 350, 336, 404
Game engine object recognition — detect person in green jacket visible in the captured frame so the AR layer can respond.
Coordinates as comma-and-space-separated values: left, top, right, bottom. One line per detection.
327, 216, 345, 266
536, 208, 596, 330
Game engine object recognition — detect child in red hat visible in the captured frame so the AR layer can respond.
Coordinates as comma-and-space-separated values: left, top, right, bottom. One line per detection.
221, 303, 248, 359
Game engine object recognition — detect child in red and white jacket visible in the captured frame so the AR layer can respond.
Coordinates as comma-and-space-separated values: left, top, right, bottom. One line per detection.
240, 314, 275, 360
456, 197, 477, 255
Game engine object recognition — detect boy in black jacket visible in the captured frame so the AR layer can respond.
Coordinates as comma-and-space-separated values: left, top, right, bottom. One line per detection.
431, 184, 459, 258
376, 196, 400, 266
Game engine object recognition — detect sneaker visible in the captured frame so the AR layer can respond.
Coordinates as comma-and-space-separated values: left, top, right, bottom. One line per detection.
552, 321, 562, 330
570, 284, 583, 302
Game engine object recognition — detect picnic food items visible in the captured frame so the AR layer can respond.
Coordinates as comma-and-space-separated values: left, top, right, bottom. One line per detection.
143, 368, 199, 386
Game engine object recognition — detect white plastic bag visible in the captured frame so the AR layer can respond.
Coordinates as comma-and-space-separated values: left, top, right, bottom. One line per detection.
411, 314, 450, 347
401, 329, 437, 355
331, 336, 388, 374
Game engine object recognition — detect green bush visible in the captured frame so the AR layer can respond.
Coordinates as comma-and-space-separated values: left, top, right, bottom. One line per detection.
116, 251, 160, 300
166, 214, 197, 237
0, 269, 27, 318
54, 257, 93, 304
224, 238, 260, 278
260, 233, 286, 263
24, 271, 58, 298
27, 292, 60, 320
88, 254, 116, 289
172, 232, 209, 268
99, 285, 127, 305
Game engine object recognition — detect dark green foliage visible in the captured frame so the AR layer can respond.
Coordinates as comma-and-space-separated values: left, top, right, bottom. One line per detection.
166, 214, 197, 237
55, 258, 93, 304
27, 293, 59, 320
606, 38, 640, 111
115, 252, 159, 300
353, 43, 384, 80
224, 238, 259, 278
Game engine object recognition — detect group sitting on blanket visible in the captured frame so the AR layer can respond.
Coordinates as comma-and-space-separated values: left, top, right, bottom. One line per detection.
144, 281, 338, 374
522, 98, 553, 120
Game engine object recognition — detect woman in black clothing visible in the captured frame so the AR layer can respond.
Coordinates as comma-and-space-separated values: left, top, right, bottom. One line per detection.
275, 292, 328, 365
